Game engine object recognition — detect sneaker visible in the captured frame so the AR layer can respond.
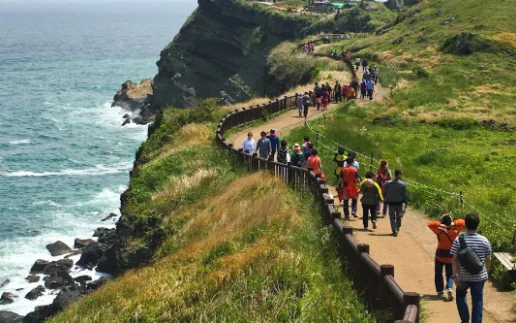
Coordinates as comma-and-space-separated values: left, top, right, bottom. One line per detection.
437, 291, 444, 297
352, 212, 358, 218
392, 232, 398, 237
372, 220, 377, 229
447, 290, 454, 301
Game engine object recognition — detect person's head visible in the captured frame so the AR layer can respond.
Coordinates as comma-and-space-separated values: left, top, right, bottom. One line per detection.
336, 81, 339, 85
304, 91, 308, 95
247, 132, 253, 139
311, 149, 318, 156
304, 136, 310, 142
293, 143, 301, 151
465, 213, 480, 231
270, 128, 276, 135
394, 169, 403, 178
337, 147, 345, 155
281, 140, 287, 148
345, 158, 354, 165
440, 214, 453, 227
260, 131, 266, 138
315, 82, 318, 87
379, 159, 389, 170
347, 151, 356, 160
365, 170, 375, 179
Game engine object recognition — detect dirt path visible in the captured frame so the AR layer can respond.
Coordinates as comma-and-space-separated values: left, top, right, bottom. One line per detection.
228, 67, 514, 323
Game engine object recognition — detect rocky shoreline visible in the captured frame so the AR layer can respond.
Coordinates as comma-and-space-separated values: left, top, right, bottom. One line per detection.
0, 214, 119, 323
112, 79, 155, 126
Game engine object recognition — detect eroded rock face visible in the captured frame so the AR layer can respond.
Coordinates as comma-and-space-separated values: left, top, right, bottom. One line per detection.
74, 238, 94, 249
0, 311, 23, 323
45, 241, 72, 257
112, 79, 153, 112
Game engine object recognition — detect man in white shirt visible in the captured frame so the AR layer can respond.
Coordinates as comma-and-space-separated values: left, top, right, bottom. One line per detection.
242, 132, 256, 153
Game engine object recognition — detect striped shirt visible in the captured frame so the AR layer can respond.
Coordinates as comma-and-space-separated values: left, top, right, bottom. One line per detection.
450, 233, 492, 282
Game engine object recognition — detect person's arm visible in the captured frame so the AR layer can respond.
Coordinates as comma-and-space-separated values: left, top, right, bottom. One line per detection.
373, 182, 384, 201
452, 255, 460, 286
485, 240, 492, 272
427, 221, 444, 234
453, 219, 465, 231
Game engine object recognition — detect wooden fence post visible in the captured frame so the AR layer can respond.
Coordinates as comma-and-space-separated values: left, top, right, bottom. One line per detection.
403, 292, 420, 323
379, 265, 394, 309
237, 148, 245, 163
357, 244, 370, 292
251, 153, 258, 171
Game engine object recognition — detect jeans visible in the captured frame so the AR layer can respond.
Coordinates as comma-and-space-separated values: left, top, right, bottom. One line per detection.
335, 92, 342, 102
367, 89, 374, 100
456, 280, 485, 323
298, 105, 304, 116
343, 199, 358, 218
388, 204, 403, 234
376, 201, 387, 217
362, 204, 376, 229
434, 260, 453, 293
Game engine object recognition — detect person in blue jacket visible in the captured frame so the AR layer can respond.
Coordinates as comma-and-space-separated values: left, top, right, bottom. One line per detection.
267, 129, 281, 161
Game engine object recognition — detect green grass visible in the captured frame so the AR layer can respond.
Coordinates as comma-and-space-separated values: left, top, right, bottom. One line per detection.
284, 102, 516, 287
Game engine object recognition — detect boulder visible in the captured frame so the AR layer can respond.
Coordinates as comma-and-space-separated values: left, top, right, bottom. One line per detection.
441, 32, 492, 55
93, 228, 116, 244
0, 292, 16, 305
43, 272, 74, 289
101, 213, 118, 222
0, 279, 10, 288
64, 250, 82, 258
112, 79, 153, 112
0, 311, 23, 323
359, 0, 377, 11
86, 277, 109, 291
441, 17, 455, 25
30, 260, 49, 273
45, 241, 72, 257
23, 304, 56, 323
122, 114, 130, 119
73, 276, 92, 285
76, 243, 103, 268
121, 118, 131, 127
386, 0, 403, 9
25, 285, 45, 301
42, 259, 73, 276
74, 238, 94, 249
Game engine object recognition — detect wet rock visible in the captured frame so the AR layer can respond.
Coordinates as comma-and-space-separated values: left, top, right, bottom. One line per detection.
122, 113, 130, 119
42, 259, 73, 276
101, 213, 118, 222
0, 311, 23, 323
76, 243, 103, 268
64, 250, 82, 258
121, 118, 131, 126
0, 292, 16, 305
25, 286, 45, 301
74, 238, 95, 249
15, 288, 23, 292
0, 279, 10, 288
86, 277, 109, 291
45, 241, 72, 257
441, 17, 455, 25
23, 304, 56, 323
93, 228, 116, 244
43, 272, 74, 290
112, 79, 152, 111
74, 276, 92, 285
30, 260, 49, 273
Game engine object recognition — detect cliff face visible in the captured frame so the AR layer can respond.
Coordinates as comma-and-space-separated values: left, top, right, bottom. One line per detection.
150, 0, 312, 110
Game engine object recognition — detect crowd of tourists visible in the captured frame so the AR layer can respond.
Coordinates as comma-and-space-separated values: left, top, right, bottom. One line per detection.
302, 41, 316, 54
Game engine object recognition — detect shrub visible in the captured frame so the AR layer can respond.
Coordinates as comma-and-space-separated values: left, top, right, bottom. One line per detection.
412, 65, 429, 78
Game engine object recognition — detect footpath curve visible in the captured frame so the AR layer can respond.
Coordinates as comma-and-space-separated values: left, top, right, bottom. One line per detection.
219, 51, 514, 322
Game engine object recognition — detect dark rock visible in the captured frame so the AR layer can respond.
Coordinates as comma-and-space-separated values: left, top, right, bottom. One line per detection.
359, 0, 377, 11
15, 288, 23, 292
53, 286, 84, 311
30, 260, 49, 273
122, 113, 130, 119
386, 0, 404, 9
42, 259, 73, 276
64, 250, 82, 258
112, 80, 152, 112
0, 311, 23, 323
441, 17, 455, 25
441, 32, 494, 55
43, 272, 74, 289
73, 276, 92, 284
372, 115, 397, 126
0, 279, 10, 288
101, 213, 118, 222
86, 277, 109, 291
25, 286, 45, 300
45, 241, 72, 257
417, 35, 426, 43
76, 243, 103, 268
96, 244, 118, 274
93, 228, 116, 244
23, 304, 55, 323
74, 238, 95, 249
121, 118, 131, 127
0, 292, 16, 305
392, 37, 404, 45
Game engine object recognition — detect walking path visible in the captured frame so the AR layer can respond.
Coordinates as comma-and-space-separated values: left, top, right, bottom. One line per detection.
228, 67, 514, 323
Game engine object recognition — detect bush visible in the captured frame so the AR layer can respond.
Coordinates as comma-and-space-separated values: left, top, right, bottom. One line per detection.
412, 65, 429, 78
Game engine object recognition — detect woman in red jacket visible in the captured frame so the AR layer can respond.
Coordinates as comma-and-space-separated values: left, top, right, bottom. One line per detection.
428, 215, 465, 301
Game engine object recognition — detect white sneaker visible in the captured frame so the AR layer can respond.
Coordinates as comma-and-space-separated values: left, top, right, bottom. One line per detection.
372, 220, 377, 229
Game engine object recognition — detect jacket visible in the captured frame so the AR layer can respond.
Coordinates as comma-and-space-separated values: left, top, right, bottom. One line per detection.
290, 150, 303, 167
307, 155, 322, 175
360, 179, 384, 205
302, 94, 311, 106
267, 134, 280, 152
428, 219, 465, 263
383, 178, 409, 205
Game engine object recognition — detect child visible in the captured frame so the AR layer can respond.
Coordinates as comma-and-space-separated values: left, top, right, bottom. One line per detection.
277, 140, 289, 164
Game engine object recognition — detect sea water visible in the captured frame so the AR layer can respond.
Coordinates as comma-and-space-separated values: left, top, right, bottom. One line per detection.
0, 1, 196, 315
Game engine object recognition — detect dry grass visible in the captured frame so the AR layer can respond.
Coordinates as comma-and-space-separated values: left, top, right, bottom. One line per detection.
124, 79, 152, 99
152, 168, 217, 202
491, 32, 516, 48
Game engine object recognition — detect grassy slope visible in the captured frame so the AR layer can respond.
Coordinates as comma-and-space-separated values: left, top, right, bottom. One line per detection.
322, 0, 516, 124
50, 100, 374, 322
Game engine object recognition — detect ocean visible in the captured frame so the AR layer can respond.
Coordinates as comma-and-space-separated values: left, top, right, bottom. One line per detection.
0, 1, 196, 315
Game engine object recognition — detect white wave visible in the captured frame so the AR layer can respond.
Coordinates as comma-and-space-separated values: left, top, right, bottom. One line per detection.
0, 163, 132, 178
9, 139, 31, 145
32, 200, 61, 207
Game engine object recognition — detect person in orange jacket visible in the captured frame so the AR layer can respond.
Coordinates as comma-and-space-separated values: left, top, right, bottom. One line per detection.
428, 214, 465, 301
336, 158, 360, 220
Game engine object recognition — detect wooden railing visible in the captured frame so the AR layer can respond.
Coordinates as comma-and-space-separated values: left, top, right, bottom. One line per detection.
215, 56, 420, 323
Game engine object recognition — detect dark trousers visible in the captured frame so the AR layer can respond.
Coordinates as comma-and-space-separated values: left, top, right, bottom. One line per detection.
303, 105, 309, 118
360, 90, 366, 99
434, 260, 453, 293
362, 203, 376, 229
335, 92, 342, 102
456, 280, 485, 323
367, 89, 373, 100
343, 199, 358, 218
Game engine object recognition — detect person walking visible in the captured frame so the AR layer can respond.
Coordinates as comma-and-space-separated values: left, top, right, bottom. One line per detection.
366, 78, 375, 100
296, 93, 304, 117
242, 132, 256, 154
372, 66, 379, 84
355, 57, 361, 71
360, 79, 367, 100
343, 151, 360, 216
301, 136, 312, 164
277, 140, 289, 164
383, 169, 409, 237
267, 129, 280, 160
290, 143, 304, 167
337, 158, 360, 220
360, 171, 383, 230
428, 214, 465, 301
314, 82, 323, 110
346, 83, 356, 100
362, 58, 368, 72
307, 149, 323, 177
351, 77, 359, 99
334, 81, 342, 102
325, 82, 332, 103
322, 86, 330, 111
333, 147, 346, 181
450, 213, 492, 323
256, 131, 272, 159
376, 160, 392, 217
302, 92, 311, 119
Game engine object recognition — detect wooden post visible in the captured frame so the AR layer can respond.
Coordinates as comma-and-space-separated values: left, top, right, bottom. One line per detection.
287, 162, 294, 187
242, 107, 246, 125
237, 148, 245, 163
332, 211, 341, 219
252, 153, 259, 171
357, 244, 370, 292
402, 292, 420, 323
283, 95, 288, 109
379, 265, 394, 310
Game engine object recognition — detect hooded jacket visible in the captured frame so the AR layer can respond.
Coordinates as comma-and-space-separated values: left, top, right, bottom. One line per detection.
360, 179, 384, 205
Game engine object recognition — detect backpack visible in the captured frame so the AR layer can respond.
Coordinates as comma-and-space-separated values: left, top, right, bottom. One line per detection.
377, 171, 388, 188
457, 235, 484, 275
